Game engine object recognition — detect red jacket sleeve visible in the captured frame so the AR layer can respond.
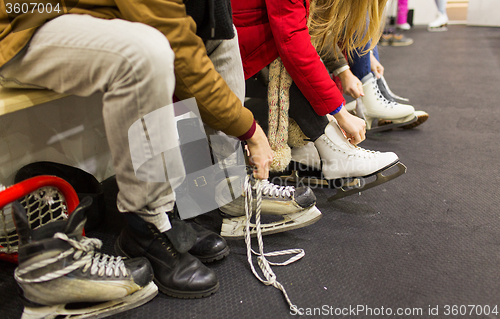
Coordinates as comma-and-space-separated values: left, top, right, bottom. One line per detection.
265, 0, 345, 115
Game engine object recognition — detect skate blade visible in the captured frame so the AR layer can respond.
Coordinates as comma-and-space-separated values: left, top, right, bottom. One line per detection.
221, 205, 322, 239
21, 282, 158, 319
279, 170, 329, 187
368, 114, 417, 133
279, 170, 360, 189
427, 26, 448, 32
327, 161, 407, 201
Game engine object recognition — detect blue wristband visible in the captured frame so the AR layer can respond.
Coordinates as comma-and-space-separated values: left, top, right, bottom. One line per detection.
329, 103, 344, 116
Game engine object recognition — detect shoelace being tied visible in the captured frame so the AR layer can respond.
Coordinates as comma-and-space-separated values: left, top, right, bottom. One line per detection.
244, 175, 304, 313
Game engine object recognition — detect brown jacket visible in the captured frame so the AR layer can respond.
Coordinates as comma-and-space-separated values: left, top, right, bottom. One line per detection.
0, 0, 254, 138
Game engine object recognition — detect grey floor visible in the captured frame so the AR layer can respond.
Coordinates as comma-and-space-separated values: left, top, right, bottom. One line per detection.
1, 25, 500, 319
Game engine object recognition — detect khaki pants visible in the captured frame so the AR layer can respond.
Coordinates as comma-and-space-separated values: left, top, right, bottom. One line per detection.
0, 15, 178, 231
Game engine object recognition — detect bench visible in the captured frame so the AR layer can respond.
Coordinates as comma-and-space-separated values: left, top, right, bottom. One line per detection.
0, 87, 69, 116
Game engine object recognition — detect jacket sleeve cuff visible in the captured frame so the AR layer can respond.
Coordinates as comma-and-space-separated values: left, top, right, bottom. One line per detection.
329, 103, 344, 115
237, 119, 257, 141
333, 65, 350, 77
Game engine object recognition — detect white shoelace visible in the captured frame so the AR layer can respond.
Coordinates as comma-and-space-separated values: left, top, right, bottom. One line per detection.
15, 233, 128, 283
349, 144, 380, 159
260, 179, 295, 198
323, 135, 380, 159
244, 176, 304, 313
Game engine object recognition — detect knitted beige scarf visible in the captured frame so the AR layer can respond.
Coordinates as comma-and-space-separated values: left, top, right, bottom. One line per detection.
267, 58, 308, 172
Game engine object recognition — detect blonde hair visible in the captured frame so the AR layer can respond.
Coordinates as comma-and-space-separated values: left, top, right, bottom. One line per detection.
309, 0, 388, 59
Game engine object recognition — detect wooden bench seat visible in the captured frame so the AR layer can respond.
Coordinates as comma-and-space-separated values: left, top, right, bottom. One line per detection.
0, 87, 69, 116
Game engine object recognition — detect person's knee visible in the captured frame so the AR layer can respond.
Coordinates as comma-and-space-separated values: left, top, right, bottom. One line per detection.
114, 25, 175, 85
135, 26, 175, 70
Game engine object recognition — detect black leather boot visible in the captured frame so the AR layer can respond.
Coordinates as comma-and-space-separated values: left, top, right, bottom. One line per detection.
115, 220, 219, 299
170, 207, 229, 263
186, 219, 229, 263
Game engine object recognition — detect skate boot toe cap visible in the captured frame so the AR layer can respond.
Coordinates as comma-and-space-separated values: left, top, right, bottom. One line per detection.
379, 152, 399, 169
294, 187, 317, 208
399, 103, 415, 114
125, 257, 154, 288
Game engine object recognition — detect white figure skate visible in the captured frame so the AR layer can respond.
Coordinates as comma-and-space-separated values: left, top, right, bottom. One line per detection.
281, 120, 406, 201
376, 76, 429, 130
217, 175, 322, 239
428, 13, 449, 32
345, 73, 417, 132
396, 23, 411, 31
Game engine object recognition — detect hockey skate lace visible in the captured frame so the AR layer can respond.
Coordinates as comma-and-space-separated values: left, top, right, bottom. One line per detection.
261, 179, 295, 198
15, 233, 128, 283
244, 175, 304, 313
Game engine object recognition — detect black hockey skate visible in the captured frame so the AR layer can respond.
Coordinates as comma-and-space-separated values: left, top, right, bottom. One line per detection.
13, 197, 157, 319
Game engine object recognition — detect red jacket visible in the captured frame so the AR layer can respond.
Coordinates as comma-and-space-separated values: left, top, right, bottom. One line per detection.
232, 0, 345, 115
